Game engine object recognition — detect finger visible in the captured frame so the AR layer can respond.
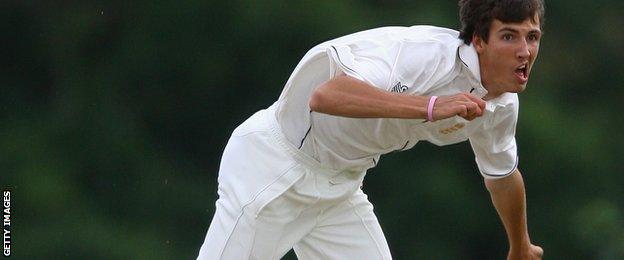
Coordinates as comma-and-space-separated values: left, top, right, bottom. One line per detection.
465, 112, 478, 121
464, 106, 477, 120
457, 105, 468, 118
462, 110, 479, 121
472, 102, 483, 117
466, 101, 479, 115
463, 114, 475, 121
461, 101, 481, 120
467, 100, 484, 118
464, 93, 486, 110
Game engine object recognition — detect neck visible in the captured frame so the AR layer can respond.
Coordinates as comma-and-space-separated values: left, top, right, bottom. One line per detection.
481, 81, 502, 100
478, 60, 503, 101
482, 91, 499, 101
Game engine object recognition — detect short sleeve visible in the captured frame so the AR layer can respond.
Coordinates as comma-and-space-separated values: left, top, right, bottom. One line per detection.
326, 41, 396, 90
325, 29, 459, 95
469, 99, 519, 179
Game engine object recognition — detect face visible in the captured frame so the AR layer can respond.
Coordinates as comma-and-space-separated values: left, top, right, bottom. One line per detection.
473, 16, 542, 99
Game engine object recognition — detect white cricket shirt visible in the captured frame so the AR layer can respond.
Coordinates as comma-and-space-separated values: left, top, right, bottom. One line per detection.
275, 26, 519, 179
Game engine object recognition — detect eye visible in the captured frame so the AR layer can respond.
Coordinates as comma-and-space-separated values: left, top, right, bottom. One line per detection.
502, 34, 514, 41
527, 34, 540, 42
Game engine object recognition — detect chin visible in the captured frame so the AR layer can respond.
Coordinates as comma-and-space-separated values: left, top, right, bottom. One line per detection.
508, 84, 527, 93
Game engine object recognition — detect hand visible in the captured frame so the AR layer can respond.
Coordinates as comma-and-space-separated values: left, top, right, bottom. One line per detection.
431, 93, 486, 121
507, 244, 543, 260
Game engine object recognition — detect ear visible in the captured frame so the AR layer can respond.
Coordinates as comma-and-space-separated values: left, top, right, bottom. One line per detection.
472, 34, 486, 54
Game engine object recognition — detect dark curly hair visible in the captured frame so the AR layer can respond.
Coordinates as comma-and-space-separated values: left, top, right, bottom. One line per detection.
458, 0, 545, 44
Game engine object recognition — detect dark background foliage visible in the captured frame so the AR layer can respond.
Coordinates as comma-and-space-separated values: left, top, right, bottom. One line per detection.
1, 0, 623, 259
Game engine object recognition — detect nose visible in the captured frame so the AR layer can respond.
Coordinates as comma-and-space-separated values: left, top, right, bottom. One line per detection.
517, 39, 530, 60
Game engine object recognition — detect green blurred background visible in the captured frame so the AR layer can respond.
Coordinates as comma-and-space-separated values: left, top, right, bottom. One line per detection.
1, 0, 623, 259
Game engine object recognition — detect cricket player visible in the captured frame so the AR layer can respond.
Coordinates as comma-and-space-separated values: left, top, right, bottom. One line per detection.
198, 0, 545, 259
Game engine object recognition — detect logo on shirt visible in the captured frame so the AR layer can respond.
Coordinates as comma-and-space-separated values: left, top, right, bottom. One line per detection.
439, 123, 465, 134
391, 82, 409, 93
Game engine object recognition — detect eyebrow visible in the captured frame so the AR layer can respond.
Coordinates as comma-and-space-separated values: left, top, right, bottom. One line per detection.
498, 27, 542, 35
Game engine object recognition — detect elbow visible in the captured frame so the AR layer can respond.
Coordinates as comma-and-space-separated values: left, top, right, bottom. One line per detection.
309, 76, 351, 114
309, 86, 329, 112
309, 90, 322, 112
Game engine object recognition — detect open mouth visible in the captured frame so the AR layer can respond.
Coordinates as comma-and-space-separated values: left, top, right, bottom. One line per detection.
514, 64, 529, 83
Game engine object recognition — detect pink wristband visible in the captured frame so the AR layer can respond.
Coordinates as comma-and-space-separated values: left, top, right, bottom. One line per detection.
427, 96, 438, 122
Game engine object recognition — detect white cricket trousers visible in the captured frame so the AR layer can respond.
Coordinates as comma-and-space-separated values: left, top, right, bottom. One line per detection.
197, 104, 392, 260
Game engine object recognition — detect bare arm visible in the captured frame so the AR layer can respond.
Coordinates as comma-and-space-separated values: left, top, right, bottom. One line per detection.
485, 169, 543, 260
309, 75, 486, 121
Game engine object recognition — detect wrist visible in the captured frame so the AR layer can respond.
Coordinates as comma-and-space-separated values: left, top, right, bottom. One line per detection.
405, 95, 431, 119
427, 96, 438, 121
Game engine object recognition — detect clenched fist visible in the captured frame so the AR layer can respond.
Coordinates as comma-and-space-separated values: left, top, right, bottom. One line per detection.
431, 93, 486, 121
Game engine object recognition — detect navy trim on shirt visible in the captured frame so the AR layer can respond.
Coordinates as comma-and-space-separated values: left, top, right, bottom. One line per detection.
481, 156, 519, 178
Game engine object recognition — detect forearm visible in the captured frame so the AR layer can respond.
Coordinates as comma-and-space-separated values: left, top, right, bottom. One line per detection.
309, 75, 486, 121
309, 75, 429, 119
484, 169, 531, 250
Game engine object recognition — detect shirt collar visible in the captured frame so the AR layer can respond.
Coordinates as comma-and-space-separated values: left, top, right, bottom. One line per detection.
458, 43, 481, 81
458, 43, 489, 99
